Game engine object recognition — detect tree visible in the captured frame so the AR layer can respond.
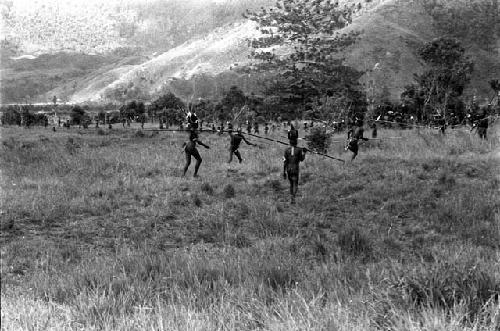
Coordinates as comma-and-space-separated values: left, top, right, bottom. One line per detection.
220, 85, 247, 119
242, 0, 366, 119
489, 79, 500, 105
408, 37, 473, 121
70, 105, 86, 125
150, 92, 185, 124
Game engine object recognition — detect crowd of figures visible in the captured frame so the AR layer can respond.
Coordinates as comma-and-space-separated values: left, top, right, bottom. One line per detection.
1, 103, 496, 204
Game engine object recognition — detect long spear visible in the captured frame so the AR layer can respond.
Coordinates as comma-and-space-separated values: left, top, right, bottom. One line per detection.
246, 132, 345, 163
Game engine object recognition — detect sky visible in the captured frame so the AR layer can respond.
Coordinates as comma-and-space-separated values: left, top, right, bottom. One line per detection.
7, 0, 228, 13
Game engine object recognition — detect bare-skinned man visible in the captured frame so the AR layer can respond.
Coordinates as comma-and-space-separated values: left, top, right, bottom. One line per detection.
283, 139, 307, 204
182, 129, 210, 178
228, 128, 255, 163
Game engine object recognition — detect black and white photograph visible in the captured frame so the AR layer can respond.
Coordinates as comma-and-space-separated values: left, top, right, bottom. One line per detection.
1, 0, 499, 329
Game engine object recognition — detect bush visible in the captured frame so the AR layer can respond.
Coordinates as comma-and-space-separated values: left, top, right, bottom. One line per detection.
338, 226, 372, 260
390, 261, 500, 321
305, 127, 330, 153
201, 182, 214, 195
1, 107, 21, 125
222, 184, 235, 198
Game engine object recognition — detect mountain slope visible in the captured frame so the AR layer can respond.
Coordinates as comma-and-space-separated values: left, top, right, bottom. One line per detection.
4, 0, 500, 104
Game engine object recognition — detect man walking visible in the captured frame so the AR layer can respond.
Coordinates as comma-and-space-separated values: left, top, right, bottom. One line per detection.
182, 129, 210, 178
228, 128, 255, 163
283, 139, 307, 204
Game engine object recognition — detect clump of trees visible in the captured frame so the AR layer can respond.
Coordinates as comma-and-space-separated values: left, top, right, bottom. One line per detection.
241, 0, 367, 121
402, 37, 474, 122
422, 0, 499, 52
149, 92, 185, 125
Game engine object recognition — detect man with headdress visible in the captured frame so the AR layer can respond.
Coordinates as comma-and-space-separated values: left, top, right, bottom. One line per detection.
182, 129, 209, 178
345, 119, 368, 161
287, 124, 299, 146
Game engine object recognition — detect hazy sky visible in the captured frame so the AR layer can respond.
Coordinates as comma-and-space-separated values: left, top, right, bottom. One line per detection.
10, 0, 228, 12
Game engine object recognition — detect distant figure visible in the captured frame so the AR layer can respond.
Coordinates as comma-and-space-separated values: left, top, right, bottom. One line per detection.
476, 116, 489, 139
254, 122, 260, 134
122, 118, 126, 128
283, 139, 307, 204
186, 112, 199, 130
247, 121, 252, 134
371, 122, 377, 139
439, 118, 446, 135
211, 124, 216, 133
182, 129, 209, 178
228, 128, 255, 163
304, 122, 308, 130
287, 124, 299, 146
264, 123, 269, 135
345, 120, 368, 161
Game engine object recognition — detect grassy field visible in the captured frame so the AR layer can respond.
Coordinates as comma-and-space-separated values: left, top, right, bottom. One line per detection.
1, 123, 499, 330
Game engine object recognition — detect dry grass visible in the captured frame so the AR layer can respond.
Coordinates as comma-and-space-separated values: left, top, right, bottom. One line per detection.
1, 124, 499, 330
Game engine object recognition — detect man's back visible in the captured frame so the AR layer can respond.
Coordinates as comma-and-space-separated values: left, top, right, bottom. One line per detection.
230, 134, 243, 149
284, 146, 305, 174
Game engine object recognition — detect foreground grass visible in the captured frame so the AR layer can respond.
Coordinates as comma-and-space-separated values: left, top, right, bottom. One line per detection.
1, 124, 499, 330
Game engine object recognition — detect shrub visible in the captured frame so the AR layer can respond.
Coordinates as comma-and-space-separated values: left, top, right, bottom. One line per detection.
222, 184, 235, 198
201, 182, 214, 195
390, 261, 500, 321
305, 127, 330, 153
192, 194, 202, 207
338, 226, 373, 260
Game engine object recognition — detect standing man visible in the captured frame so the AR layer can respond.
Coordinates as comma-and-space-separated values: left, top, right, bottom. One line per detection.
228, 128, 255, 163
283, 139, 307, 204
371, 122, 378, 139
345, 119, 369, 161
476, 115, 489, 139
287, 124, 299, 146
254, 122, 260, 134
182, 129, 210, 178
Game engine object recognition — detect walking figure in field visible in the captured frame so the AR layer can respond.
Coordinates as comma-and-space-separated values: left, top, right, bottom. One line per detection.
283, 139, 307, 204
182, 129, 210, 178
345, 119, 369, 161
287, 124, 299, 146
476, 116, 489, 139
186, 111, 199, 130
228, 128, 255, 163
254, 122, 260, 134
371, 122, 377, 138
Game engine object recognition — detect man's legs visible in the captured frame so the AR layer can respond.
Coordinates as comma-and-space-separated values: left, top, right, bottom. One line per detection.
193, 149, 202, 177
288, 172, 298, 204
228, 150, 234, 163
234, 150, 242, 163
183, 153, 191, 176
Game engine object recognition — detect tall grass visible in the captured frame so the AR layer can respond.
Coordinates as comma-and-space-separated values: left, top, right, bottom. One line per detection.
1, 125, 499, 330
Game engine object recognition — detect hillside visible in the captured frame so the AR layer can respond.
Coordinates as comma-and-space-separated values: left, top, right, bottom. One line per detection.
1, 0, 499, 104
